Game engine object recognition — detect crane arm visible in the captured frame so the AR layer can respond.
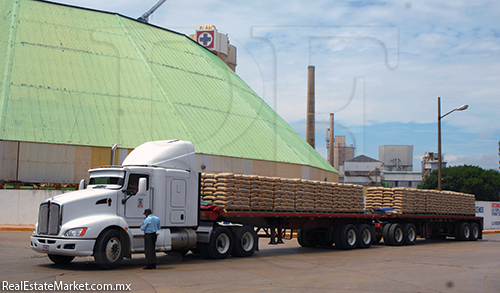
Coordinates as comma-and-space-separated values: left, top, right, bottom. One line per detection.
137, 0, 168, 23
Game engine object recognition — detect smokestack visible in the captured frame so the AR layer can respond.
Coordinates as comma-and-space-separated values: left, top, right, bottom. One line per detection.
329, 113, 334, 167
306, 65, 315, 149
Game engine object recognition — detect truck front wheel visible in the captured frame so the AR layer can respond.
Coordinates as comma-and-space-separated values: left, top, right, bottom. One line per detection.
231, 226, 258, 257
94, 229, 124, 269
48, 254, 75, 264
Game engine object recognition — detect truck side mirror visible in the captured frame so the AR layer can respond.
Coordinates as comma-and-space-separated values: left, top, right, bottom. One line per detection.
79, 179, 85, 190
137, 178, 147, 197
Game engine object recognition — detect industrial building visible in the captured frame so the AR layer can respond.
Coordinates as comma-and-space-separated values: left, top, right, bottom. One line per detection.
421, 151, 447, 179
381, 171, 422, 188
378, 145, 422, 187
0, 0, 338, 187
326, 134, 355, 183
343, 155, 382, 186
379, 145, 413, 171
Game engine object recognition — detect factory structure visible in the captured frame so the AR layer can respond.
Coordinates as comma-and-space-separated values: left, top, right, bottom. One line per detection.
0, 0, 338, 190
327, 142, 422, 187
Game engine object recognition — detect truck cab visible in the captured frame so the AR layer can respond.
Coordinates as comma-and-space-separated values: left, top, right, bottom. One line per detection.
30, 140, 199, 268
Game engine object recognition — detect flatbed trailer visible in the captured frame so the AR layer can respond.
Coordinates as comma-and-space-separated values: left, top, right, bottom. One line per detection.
198, 207, 483, 256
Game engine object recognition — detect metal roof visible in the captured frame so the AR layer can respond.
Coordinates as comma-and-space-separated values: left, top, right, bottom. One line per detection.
0, 0, 336, 173
345, 155, 380, 163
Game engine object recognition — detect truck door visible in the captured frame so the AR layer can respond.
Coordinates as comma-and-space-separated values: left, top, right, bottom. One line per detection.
169, 179, 187, 225
124, 173, 152, 219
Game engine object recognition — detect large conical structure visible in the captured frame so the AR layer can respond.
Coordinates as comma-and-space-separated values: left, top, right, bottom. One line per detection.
0, 0, 337, 183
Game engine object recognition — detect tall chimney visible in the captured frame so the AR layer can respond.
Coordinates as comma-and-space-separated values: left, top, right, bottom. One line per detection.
329, 113, 334, 167
306, 65, 315, 149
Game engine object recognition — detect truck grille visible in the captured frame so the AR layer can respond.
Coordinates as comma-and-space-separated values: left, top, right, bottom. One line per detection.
38, 202, 61, 235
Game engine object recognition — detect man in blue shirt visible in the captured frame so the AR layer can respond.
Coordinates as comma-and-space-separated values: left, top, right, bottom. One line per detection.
140, 208, 161, 269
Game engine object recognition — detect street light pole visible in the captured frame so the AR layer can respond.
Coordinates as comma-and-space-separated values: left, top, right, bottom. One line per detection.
437, 97, 469, 191
438, 97, 442, 191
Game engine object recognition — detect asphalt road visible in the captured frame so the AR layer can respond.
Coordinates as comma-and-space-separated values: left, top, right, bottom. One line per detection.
1, 231, 499, 292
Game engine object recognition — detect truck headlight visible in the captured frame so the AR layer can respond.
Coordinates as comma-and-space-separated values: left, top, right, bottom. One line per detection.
64, 228, 88, 237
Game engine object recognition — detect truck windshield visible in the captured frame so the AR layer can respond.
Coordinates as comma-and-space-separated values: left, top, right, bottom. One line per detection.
88, 170, 125, 189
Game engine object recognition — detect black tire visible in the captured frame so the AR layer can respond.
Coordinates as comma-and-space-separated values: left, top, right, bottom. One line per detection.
205, 226, 233, 259
231, 226, 258, 257
337, 224, 358, 250
333, 226, 342, 248
469, 222, 479, 241
382, 223, 392, 245
403, 223, 417, 245
48, 254, 75, 264
455, 222, 471, 241
297, 229, 319, 248
388, 223, 404, 246
94, 229, 124, 269
197, 243, 210, 258
356, 224, 373, 249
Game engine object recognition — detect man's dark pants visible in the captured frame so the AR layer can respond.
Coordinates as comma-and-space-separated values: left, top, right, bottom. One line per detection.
144, 232, 157, 268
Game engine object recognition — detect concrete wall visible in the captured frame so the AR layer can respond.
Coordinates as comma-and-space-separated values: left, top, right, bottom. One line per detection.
0, 190, 70, 225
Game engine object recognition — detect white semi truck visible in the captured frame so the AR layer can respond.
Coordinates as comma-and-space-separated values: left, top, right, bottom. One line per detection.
30, 140, 483, 269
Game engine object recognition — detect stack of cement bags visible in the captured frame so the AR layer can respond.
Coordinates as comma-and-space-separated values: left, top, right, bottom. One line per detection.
365, 187, 476, 216
315, 182, 333, 213
251, 176, 274, 210
334, 184, 364, 213
295, 179, 315, 212
201, 173, 362, 214
273, 178, 295, 212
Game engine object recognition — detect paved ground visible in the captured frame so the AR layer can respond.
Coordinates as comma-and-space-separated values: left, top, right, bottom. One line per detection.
1, 231, 499, 292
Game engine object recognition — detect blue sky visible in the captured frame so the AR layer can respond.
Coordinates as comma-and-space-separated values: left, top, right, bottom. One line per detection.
55, 0, 500, 171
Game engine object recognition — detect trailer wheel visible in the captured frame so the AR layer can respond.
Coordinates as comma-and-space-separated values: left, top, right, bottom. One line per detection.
205, 226, 233, 259
455, 222, 471, 241
469, 223, 479, 241
356, 224, 373, 248
382, 223, 392, 245
94, 229, 124, 269
388, 223, 404, 246
231, 226, 258, 257
403, 223, 417, 245
48, 254, 75, 265
297, 229, 319, 248
337, 224, 358, 250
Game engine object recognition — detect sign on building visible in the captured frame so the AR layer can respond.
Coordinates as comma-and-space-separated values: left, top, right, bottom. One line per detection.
475, 201, 500, 229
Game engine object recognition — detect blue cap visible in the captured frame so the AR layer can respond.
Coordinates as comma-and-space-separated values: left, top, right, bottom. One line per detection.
143, 208, 152, 215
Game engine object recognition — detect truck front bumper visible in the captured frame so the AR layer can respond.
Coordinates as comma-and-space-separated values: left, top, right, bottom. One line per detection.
30, 235, 96, 257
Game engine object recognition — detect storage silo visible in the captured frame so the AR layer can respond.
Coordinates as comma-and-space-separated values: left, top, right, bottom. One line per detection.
379, 145, 413, 171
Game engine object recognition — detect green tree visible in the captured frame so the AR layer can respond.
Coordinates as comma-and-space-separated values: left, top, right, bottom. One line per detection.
418, 165, 500, 201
